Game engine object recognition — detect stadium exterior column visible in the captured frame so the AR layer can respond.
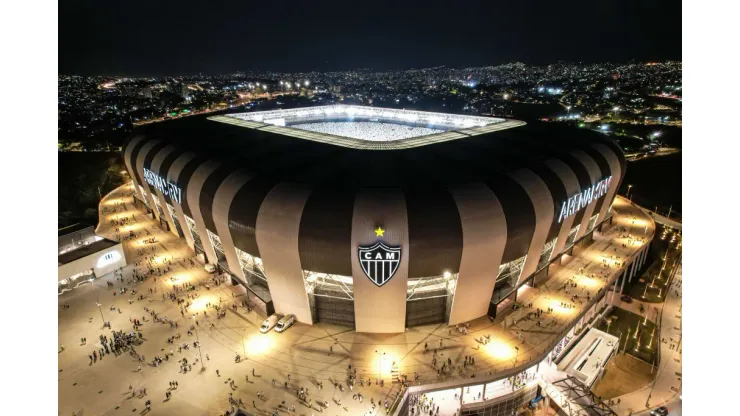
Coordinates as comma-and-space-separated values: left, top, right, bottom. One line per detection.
620, 269, 627, 294
545, 159, 581, 259
592, 144, 622, 224
508, 169, 554, 286
447, 183, 507, 325
351, 188, 408, 333
166, 152, 197, 250
149, 144, 178, 235
186, 160, 221, 265
212, 171, 252, 288
572, 151, 603, 240
255, 182, 314, 324
123, 135, 146, 201
135, 139, 162, 216
611, 277, 618, 306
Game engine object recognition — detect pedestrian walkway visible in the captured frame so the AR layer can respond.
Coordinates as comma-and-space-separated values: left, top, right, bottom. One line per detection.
58, 184, 655, 416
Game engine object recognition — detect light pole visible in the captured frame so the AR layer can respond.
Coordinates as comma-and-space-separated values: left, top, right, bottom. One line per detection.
627, 184, 633, 201
96, 299, 106, 328
192, 314, 205, 371
375, 350, 380, 381
624, 328, 631, 354
241, 329, 247, 360
566, 106, 571, 117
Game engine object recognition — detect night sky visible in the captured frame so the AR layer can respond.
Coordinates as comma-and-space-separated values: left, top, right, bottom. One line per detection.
59, 0, 681, 76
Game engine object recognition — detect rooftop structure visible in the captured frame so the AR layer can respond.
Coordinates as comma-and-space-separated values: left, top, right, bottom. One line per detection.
213, 105, 523, 149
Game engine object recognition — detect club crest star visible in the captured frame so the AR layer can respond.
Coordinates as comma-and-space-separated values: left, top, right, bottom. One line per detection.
374, 226, 385, 237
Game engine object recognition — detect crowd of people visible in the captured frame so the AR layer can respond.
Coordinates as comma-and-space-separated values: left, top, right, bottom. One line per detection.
291, 121, 444, 141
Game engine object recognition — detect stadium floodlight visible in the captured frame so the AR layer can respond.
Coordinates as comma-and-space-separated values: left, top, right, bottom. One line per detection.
304, 80, 310, 86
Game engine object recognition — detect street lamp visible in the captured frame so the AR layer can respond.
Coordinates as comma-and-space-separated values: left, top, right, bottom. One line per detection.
375, 350, 385, 381
192, 314, 205, 371
624, 328, 631, 354
96, 298, 106, 327
566, 106, 571, 117
627, 184, 633, 201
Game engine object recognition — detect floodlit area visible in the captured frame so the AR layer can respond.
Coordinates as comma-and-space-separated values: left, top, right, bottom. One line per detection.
213, 105, 522, 149
290, 121, 444, 141
58, 185, 655, 416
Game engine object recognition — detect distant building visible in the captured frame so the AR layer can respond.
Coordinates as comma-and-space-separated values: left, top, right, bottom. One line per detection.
167, 83, 189, 99
121, 85, 153, 99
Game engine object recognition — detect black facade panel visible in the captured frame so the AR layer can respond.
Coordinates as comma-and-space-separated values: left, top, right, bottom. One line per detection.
487, 176, 536, 264
177, 156, 207, 218
558, 154, 593, 228
157, 148, 187, 205
143, 141, 169, 173
298, 188, 355, 276
405, 187, 463, 278
199, 165, 238, 234
582, 146, 611, 216
405, 295, 447, 327
600, 139, 627, 194
141, 141, 169, 202
128, 138, 151, 188
228, 177, 279, 258
314, 295, 355, 327
529, 165, 568, 243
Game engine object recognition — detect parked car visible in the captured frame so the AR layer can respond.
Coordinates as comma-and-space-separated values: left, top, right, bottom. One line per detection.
275, 314, 296, 333
620, 295, 633, 303
260, 314, 282, 333
204, 264, 216, 273
650, 406, 669, 416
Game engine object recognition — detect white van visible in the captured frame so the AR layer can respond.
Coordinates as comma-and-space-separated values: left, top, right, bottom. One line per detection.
275, 314, 296, 333
259, 314, 282, 333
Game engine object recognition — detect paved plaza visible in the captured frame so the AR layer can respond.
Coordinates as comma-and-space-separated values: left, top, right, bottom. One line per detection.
58, 184, 654, 416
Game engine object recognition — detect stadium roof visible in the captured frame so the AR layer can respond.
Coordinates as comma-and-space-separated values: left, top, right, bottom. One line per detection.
212, 105, 523, 150
129, 107, 624, 189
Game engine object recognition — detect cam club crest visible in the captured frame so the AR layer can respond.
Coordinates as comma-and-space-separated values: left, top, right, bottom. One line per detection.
358, 227, 401, 287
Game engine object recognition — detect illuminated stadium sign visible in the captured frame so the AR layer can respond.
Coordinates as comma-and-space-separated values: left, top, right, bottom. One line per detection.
143, 168, 182, 204
558, 176, 612, 223
359, 227, 401, 287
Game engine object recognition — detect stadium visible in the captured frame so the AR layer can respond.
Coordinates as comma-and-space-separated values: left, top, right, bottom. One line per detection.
122, 104, 626, 334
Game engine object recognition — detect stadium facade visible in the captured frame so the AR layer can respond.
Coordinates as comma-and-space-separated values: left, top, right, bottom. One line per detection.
122, 105, 626, 333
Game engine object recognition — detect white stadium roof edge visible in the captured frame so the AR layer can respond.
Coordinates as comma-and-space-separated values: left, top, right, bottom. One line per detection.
209, 105, 525, 150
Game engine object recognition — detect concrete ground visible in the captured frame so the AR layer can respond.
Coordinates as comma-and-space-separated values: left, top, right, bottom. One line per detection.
592, 354, 654, 399
58, 185, 654, 416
